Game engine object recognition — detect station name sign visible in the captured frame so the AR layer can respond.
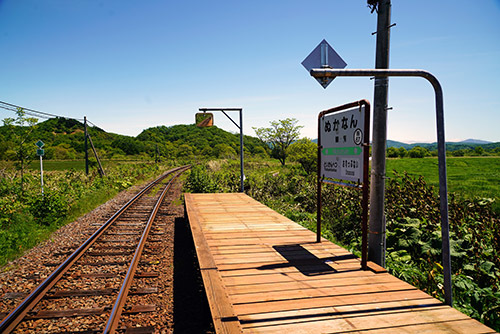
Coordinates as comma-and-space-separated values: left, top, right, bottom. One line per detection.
319, 102, 369, 184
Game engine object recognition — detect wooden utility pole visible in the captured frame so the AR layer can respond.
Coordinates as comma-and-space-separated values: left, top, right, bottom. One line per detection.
368, 0, 392, 267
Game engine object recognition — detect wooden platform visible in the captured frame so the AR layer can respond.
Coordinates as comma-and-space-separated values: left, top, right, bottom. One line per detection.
184, 193, 495, 334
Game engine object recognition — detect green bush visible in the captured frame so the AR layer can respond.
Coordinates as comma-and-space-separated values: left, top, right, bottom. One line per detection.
185, 165, 219, 193
29, 191, 69, 226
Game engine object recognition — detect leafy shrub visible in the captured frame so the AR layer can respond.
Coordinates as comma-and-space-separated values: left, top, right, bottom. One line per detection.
185, 165, 219, 193
29, 191, 69, 226
408, 146, 430, 158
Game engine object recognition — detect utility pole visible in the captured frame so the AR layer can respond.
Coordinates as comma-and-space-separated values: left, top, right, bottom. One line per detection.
84, 116, 89, 175
368, 0, 392, 267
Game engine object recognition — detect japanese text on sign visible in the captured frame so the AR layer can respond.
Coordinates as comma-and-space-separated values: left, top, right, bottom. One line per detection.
320, 105, 366, 183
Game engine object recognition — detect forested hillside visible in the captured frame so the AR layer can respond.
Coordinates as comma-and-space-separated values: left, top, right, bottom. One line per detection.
137, 124, 269, 159
0, 117, 269, 161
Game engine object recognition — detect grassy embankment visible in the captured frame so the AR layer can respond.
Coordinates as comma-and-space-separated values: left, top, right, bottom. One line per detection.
0, 160, 174, 267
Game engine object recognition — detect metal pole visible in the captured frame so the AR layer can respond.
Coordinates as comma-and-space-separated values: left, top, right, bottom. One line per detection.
316, 114, 322, 243
84, 116, 89, 175
199, 108, 244, 193
432, 78, 453, 307
370, 0, 392, 268
40, 155, 44, 195
310, 68, 452, 306
361, 101, 371, 271
239, 108, 244, 193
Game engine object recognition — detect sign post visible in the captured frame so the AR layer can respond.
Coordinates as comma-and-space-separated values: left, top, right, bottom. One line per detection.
317, 100, 370, 270
36, 140, 45, 195
198, 108, 244, 193
309, 67, 452, 306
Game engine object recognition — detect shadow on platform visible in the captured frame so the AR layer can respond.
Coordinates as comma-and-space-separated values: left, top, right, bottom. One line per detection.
257, 244, 358, 276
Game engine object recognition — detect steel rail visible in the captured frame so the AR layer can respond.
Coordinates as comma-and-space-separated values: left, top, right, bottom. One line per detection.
103, 166, 189, 333
0, 166, 186, 333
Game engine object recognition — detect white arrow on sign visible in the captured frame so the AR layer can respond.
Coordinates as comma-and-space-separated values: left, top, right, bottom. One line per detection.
302, 39, 347, 88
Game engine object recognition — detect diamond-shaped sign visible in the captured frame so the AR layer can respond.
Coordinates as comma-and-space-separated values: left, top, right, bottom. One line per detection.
35, 140, 44, 148
302, 39, 347, 88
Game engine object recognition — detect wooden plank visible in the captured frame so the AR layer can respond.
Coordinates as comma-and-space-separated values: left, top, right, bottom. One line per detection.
185, 193, 495, 334
239, 299, 448, 332
367, 260, 388, 273
225, 276, 406, 295
241, 305, 487, 334
233, 289, 440, 316
230, 281, 418, 305
184, 194, 242, 334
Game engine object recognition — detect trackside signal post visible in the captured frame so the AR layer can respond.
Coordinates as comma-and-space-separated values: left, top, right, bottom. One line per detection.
317, 100, 370, 270
36, 140, 45, 195
198, 108, 244, 193
310, 68, 453, 306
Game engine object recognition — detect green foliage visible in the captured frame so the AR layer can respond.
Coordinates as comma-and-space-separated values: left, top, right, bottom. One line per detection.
0, 161, 173, 266
0, 117, 269, 162
29, 191, 69, 226
185, 165, 219, 193
2, 108, 39, 192
288, 138, 317, 174
407, 146, 430, 158
253, 118, 303, 166
137, 124, 268, 161
387, 146, 399, 158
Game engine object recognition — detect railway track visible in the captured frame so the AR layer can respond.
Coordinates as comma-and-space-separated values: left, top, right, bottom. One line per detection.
0, 165, 190, 333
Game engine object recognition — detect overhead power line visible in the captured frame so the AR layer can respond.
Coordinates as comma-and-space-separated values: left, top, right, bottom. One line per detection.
0, 100, 104, 131
0, 100, 84, 121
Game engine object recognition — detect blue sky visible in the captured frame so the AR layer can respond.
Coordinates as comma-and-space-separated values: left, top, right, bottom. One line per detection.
1, 0, 499, 142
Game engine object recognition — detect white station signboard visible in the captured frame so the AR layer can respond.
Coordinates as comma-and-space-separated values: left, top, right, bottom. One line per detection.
320, 104, 367, 183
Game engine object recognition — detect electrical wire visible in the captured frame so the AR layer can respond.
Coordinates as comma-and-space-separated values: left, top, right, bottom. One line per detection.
0, 100, 84, 121
0, 100, 104, 131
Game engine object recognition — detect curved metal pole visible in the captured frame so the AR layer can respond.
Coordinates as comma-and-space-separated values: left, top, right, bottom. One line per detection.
311, 68, 452, 306
199, 108, 244, 192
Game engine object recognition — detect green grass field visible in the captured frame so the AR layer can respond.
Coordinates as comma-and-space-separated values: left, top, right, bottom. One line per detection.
27, 159, 85, 171
387, 156, 499, 211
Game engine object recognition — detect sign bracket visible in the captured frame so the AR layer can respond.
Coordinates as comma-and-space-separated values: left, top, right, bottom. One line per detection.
310, 67, 452, 306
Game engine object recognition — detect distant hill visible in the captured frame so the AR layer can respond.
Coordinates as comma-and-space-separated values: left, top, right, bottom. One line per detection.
386, 140, 408, 148
137, 124, 268, 158
386, 139, 499, 152
459, 139, 493, 145
0, 117, 269, 160
315, 138, 499, 152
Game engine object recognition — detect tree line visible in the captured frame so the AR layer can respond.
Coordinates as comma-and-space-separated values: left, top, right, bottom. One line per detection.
0, 110, 271, 163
